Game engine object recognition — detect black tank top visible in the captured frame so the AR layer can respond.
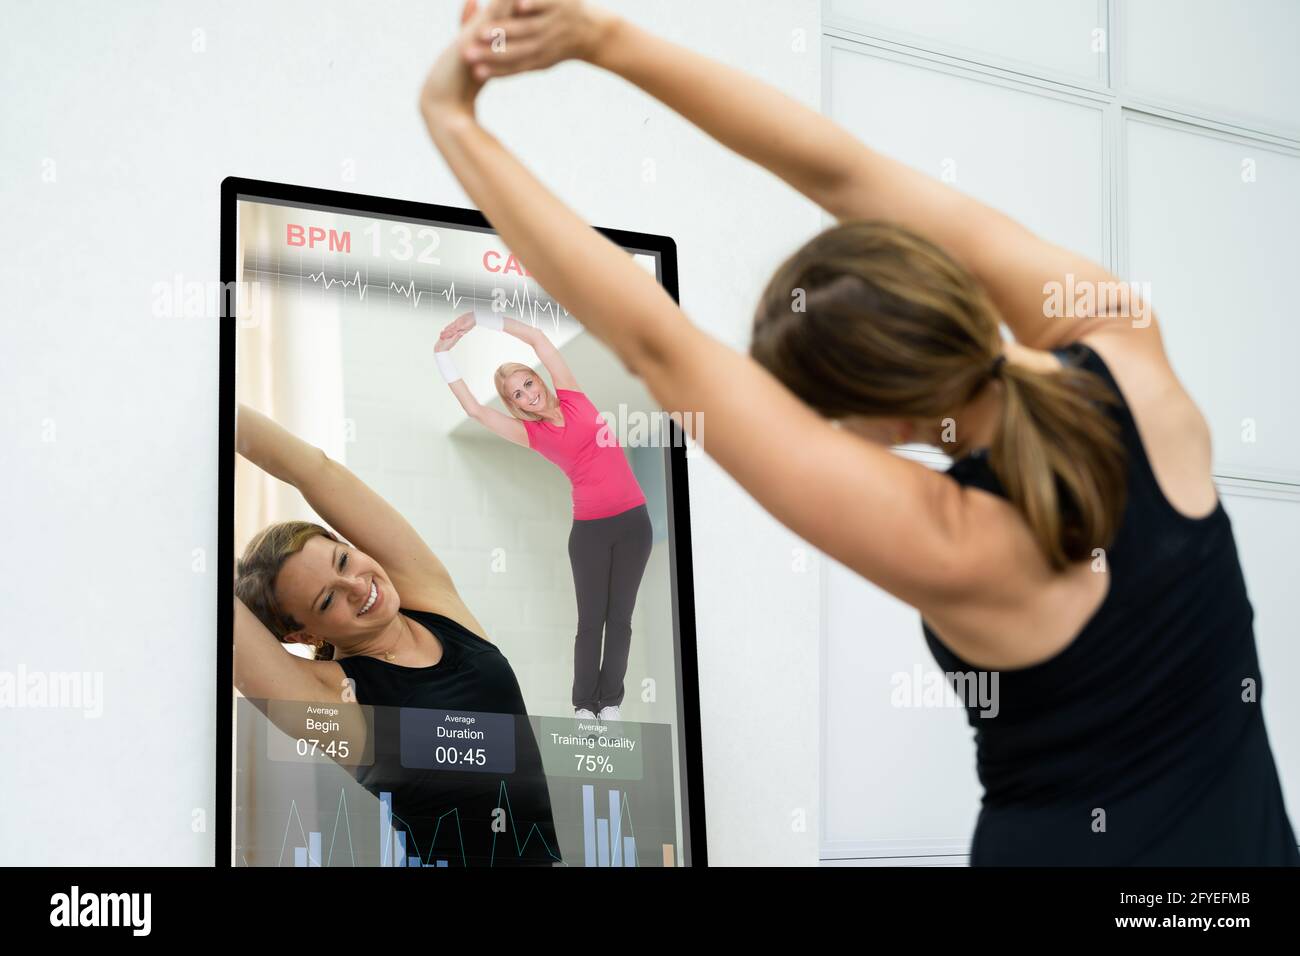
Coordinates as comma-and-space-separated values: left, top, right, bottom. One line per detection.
336, 606, 559, 867
922, 341, 1300, 865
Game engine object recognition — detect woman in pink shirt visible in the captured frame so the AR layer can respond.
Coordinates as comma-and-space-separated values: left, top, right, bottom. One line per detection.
435, 306, 651, 723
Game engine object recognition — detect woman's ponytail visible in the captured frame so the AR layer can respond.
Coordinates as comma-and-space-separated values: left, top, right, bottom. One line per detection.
988, 360, 1127, 570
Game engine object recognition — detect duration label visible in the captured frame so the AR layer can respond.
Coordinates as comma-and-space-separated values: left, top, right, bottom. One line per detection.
399, 708, 516, 774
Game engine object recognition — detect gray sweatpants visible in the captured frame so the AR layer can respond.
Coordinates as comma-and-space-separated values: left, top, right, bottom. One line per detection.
567, 503, 652, 712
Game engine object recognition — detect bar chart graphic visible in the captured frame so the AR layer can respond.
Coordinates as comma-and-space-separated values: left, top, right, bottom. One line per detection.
263, 780, 562, 867
577, 782, 678, 868
375, 781, 562, 868
584, 784, 632, 867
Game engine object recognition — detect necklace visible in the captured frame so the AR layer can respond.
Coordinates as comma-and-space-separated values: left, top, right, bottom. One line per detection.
383, 616, 412, 662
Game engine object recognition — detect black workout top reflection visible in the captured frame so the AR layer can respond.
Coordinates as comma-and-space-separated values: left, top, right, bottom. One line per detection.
332, 606, 560, 867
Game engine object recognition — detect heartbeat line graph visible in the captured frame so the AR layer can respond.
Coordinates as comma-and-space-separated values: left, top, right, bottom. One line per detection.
241, 251, 574, 333
305, 268, 465, 311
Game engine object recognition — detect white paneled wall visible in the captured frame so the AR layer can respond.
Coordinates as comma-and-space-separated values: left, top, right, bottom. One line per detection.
1222, 490, 1300, 790
821, 552, 980, 860
1117, 0, 1300, 138
825, 45, 1108, 266
822, 1, 1300, 864
828, 0, 1108, 85
1122, 115, 1300, 485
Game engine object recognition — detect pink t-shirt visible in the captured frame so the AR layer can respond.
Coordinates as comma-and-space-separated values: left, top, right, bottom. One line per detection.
523, 389, 647, 520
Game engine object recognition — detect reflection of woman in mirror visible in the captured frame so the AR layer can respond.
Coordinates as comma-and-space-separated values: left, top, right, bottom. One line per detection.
232, 403, 559, 866
436, 308, 651, 723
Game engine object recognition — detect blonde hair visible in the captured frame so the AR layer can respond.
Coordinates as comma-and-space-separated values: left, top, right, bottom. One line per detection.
749, 219, 1127, 571
235, 521, 342, 661
494, 362, 550, 421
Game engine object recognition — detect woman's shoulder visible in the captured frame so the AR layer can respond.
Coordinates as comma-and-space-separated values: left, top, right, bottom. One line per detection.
1073, 328, 1178, 407
1073, 330, 1217, 520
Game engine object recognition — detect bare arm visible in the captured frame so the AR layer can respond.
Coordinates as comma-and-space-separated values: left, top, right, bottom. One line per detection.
446, 376, 530, 447
422, 112, 679, 376
435, 315, 530, 447
468, 3, 1162, 352
236, 403, 484, 628
819, 150, 1164, 352
593, 13, 1161, 352
500, 315, 579, 391
640, 325, 994, 610
234, 595, 343, 704
235, 402, 325, 490
588, 15, 863, 229
234, 596, 372, 767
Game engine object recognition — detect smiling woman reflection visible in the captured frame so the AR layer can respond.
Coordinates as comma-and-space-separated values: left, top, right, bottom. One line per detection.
434, 307, 652, 724
232, 403, 559, 867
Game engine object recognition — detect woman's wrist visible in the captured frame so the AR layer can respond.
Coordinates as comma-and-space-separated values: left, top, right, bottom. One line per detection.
583, 8, 627, 70
421, 96, 476, 134
435, 350, 462, 384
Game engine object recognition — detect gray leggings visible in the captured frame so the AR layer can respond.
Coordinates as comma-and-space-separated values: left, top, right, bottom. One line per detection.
567, 503, 652, 711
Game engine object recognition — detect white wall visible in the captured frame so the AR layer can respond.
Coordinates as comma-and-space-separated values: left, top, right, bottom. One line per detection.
821, 0, 1300, 863
0, 0, 824, 865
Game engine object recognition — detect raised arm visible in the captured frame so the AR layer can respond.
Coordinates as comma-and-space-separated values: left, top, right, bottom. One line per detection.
236, 403, 479, 622
816, 147, 1163, 352
592, 11, 1161, 351
495, 314, 578, 390
461, 1, 1164, 353
234, 596, 372, 769
434, 313, 530, 447
416, 18, 1001, 612
234, 595, 341, 703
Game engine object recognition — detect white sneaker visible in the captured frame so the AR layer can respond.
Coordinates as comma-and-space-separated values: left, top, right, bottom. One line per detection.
574, 708, 596, 720
597, 705, 621, 722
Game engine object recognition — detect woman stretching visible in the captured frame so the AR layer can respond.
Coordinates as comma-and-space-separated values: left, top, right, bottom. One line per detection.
413, 0, 1300, 865
434, 305, 652, 723
233, 403, 559, 866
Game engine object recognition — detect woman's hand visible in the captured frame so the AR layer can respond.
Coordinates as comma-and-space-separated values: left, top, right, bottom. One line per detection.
461, 0, 619, 80
434, 313, 476, 352
420, 0, 503, 120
